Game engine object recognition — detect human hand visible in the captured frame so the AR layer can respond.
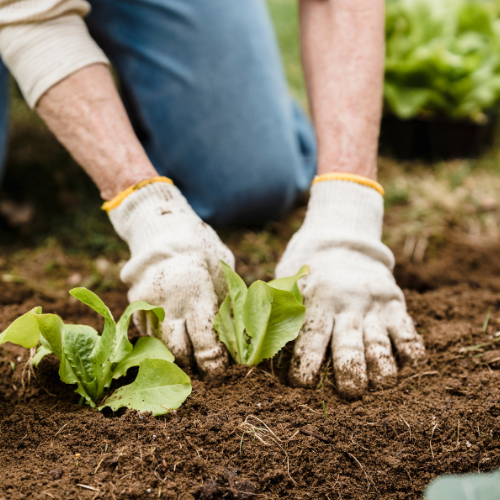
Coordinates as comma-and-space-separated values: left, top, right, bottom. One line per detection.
107, 178, 233, 376
275, 176, 425, 398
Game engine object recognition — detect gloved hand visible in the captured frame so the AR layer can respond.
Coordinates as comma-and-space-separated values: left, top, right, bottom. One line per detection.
106, 178, 233, 376
275, 175, 425, 398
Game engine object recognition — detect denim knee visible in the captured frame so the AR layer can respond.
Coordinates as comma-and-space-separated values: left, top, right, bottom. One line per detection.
181, 101, 316, 227
189, 152, 306, 227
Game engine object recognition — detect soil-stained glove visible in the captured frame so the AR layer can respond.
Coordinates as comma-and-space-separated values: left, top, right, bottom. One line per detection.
275, 175, 425, 398
106, 178, 233, 376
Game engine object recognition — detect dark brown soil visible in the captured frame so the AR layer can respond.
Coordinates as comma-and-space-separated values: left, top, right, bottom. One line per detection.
2, 240, 500, 500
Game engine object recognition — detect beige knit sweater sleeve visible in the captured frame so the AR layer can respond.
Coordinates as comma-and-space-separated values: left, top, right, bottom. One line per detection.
0, 0, 109, 108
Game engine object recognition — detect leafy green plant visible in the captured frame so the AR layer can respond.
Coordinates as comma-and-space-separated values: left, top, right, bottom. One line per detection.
214, 263, 309, 365
0, 288, 191, 416
424, 470, 500, 499
385, 0, 500, 121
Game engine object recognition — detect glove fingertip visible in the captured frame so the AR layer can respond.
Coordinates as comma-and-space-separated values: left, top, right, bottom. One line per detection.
197, 344, 229, 380
288, 351, 323, 388
385, 306, 427, 365
184, 290, 229, 378
160, 318, 195, 368
335, 362, 368, 400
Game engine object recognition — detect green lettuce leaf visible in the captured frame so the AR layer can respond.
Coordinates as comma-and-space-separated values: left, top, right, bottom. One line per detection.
32, 345, 53, 368
35, 313, 84, 395
214, 264, 308, 366
384, 83, 436, 119
63, 325, 99, 403
268, 264, 310, 304
385, 0, 500, 120
70, 288, 117, 397
220, 261, 248, 360
36, 314, 65, 360
243, 282, 306, 366
101, 358, 192, 416
115, 301, 165, 365
0, 307, 42, 348
213, 295, 239, 362
112, 337, 174, 379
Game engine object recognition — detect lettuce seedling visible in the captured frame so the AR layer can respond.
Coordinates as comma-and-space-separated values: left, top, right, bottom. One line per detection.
0, 288, 191, 416
214, 263, 309, 365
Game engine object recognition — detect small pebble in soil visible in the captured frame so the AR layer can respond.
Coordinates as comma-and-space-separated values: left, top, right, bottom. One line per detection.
16, 356, 21, 362
75, 453, 81, 458
152, 435, 157, 440
49, 469, 64, 480
467, 441, 471, 448
257, 403, 261, 408
147, 489, 151, 493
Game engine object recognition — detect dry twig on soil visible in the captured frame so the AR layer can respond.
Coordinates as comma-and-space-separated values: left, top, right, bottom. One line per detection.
400, 415, 412, 442
351, 432, 369, 451
77, 484, 99, 492
430, 422, 438, 459
300, 427, 330, 443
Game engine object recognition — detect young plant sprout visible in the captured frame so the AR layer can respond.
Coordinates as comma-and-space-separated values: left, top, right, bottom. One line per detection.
0, 288, 191, 416
214, 262, 309, 366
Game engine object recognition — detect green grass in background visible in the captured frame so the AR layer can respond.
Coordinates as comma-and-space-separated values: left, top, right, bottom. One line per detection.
266, 0, 307, 107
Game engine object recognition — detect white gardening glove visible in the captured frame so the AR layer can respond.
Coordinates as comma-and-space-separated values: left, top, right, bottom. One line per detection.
276, 176, 425, 398
107, 178, 233, 376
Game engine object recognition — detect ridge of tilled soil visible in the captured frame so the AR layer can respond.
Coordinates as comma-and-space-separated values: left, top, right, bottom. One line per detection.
2, 274, 500, 499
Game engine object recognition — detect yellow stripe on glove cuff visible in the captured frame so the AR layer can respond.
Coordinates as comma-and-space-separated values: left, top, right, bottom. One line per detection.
312, 173, 384, 196
102, 176, 174, 213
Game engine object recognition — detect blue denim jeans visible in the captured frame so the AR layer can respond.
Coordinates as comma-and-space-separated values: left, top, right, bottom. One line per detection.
1, 0, 317, 226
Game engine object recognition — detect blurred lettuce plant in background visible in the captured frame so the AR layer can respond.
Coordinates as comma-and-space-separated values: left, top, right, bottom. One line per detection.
385, 0, 500, 122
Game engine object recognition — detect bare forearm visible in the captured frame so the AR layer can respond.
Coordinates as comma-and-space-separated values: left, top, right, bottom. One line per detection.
300, 0, 385, 180
36, 64, 157, 200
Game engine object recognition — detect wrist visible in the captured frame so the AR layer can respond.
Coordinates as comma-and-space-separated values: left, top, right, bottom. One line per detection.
313, 172, 384, 196
317, 162, 378, 181
99, 161, 158, 200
